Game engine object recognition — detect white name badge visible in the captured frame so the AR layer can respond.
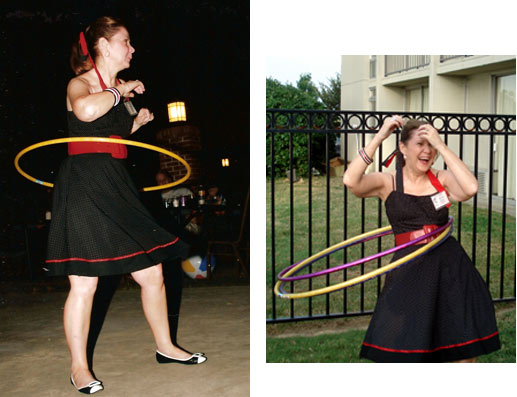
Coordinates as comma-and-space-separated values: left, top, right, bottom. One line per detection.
124, 100, 138, 116
431, 191, 450, 210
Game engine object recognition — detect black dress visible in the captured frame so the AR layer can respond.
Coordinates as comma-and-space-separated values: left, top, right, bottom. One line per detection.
359, 169, 500, 362
45, 104, 188, 276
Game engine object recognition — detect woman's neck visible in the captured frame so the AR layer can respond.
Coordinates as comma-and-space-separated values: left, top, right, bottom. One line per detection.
403, 165, 428, 185
92, 59, 118, 88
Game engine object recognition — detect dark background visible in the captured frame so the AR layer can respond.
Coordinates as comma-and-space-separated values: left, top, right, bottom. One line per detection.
0, 0, 250, 225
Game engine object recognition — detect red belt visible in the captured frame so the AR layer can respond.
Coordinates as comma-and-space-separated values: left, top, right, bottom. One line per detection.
394, 224, 439, 246
68, 135, 127, 159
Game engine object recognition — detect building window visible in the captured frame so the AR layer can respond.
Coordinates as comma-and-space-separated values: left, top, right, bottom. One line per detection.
368, 87, 376, 111
422, 86, 429, 112
494, 74, 515, 198
405, 85, 428, 112
495, 74, 516, 114
369, 56, 376, 79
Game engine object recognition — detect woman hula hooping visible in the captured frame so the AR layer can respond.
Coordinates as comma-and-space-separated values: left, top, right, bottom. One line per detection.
45, 16, 205, 395
342, 115, 500, 363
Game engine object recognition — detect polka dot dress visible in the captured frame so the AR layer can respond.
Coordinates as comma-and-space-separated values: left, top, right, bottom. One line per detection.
359, 170, 500, 362
45, 104, 188, 276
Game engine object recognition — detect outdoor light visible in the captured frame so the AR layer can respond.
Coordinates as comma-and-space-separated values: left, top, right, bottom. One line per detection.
168, 101, 186, 122
221, 158, 230, 167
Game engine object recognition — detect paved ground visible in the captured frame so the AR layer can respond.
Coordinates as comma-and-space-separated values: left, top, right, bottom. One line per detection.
0, 284, 249, 396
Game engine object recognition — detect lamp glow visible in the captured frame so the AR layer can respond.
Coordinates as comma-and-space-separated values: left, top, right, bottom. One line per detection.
168, 102, 186, 122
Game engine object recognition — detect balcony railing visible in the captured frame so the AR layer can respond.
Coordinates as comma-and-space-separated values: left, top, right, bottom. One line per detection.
440, 55, 471, 62
385, 55, 430, 76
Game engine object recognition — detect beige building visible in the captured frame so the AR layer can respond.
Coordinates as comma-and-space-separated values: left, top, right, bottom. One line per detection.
340, 55, 516, 201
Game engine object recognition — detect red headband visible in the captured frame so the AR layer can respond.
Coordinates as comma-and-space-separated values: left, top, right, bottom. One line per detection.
79, 31, 89, 56
77, 30, 107, 90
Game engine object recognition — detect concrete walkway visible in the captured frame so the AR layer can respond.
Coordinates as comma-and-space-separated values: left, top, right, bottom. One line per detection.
0, 285, 249, 396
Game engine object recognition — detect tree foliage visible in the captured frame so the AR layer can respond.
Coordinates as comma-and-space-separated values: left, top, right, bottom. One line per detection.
266, 73, 339, 177
317, 73, 341, 110
266, 74, 324, 110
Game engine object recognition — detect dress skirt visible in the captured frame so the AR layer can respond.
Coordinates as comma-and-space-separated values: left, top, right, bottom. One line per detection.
45, 153, 188, 276
359, 237, 500, 362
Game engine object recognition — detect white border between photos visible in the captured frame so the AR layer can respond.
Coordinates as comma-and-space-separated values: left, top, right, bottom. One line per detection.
251, 1, 516, 396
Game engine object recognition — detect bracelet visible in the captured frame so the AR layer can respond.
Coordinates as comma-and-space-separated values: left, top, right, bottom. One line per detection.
358, 148, 373, 165
104, 87, 121, 107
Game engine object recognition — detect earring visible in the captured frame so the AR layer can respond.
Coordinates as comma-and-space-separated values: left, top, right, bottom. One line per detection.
403, 154, 407, 160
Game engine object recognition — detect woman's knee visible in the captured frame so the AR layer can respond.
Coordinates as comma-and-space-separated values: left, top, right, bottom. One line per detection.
131, 264, 164, 287
69, 275, 98, 297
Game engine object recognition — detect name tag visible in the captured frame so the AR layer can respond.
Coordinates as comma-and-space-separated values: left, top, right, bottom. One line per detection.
124, 100, 138, 116
431, 191, 450, 210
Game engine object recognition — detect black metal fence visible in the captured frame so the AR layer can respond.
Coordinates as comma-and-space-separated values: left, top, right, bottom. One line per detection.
267, 110, 516, 324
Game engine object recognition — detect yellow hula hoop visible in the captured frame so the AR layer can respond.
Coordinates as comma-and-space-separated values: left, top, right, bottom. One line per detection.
274, 224, 452, 300
13, 137, 191, 192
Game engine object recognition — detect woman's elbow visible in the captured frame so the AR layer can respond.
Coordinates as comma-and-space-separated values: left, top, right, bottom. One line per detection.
72, 100, 98, 122
458, 181, 478, 201
343, 172, 359, 195
343, 172, 353, 189
465, 180, 478, 198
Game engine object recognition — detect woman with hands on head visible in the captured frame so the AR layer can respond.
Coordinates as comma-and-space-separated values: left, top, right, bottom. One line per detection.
45, 16, 206, 395
343, 115, 500, 363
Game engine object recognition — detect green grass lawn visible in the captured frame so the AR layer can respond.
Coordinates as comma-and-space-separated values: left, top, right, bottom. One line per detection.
266, 176, 516, 363
266, 303, 515, 363
267, 176, 515, 320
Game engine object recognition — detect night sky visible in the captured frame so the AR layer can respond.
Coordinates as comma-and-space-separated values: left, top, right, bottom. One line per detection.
0, 0, 249, 224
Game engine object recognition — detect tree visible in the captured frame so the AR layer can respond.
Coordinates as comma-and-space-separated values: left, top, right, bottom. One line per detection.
317, 73, 341, 110
266, 74, 329, 177
266, 74, 323, 110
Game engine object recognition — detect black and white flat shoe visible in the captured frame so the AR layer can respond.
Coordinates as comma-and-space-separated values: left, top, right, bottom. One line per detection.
70, 376, 104, 394
156, 350, 207, 365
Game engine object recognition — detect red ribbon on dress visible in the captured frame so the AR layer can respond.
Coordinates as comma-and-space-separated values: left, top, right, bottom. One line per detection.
427, 170, 451, 208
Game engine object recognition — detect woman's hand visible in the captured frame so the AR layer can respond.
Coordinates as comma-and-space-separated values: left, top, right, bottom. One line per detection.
416, 124, 445, 151
135, 108, 154, 126
417, 123, 478, 201
117, 80, 145, 97
377, 115, 404, 141
342, 115, 403, 201
131, 108, 154, 134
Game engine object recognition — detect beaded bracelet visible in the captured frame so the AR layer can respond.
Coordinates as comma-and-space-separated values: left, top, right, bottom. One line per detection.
104, 87, 121, 107
358, 148, 373, 165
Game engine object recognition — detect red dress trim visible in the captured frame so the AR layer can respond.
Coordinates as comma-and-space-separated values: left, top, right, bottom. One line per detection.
45, 238, 179, 264
362, 331, 499, 354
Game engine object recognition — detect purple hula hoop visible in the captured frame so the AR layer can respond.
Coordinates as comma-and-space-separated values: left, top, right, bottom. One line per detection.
278, 217, 453, 282
277, 229, 393, 279
276, 219, 454, 296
